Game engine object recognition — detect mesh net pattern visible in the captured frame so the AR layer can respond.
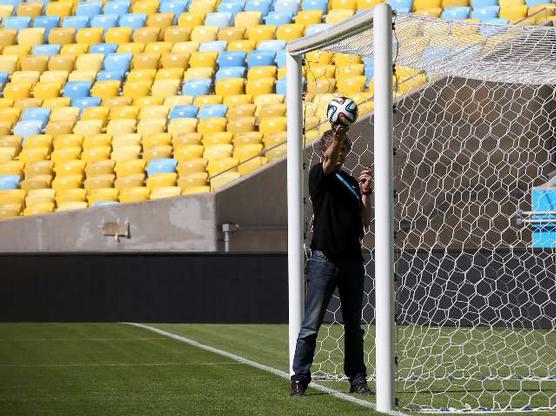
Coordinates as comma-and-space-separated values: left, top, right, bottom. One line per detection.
300, 13, 556, 413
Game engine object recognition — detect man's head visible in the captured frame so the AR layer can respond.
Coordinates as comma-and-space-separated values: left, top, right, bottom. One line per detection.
318, 128, 352, 170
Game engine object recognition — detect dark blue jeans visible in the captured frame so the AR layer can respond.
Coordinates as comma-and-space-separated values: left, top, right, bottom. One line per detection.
292, 250, 367, 385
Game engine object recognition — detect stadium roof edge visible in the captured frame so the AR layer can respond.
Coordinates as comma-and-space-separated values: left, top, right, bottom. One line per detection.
286, 9, 375, 56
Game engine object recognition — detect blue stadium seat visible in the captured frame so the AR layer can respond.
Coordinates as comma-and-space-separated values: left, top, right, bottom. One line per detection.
21, 108, 51, 128
0, 0, 20, 7
198, 104, 228, 119
245, 0, 272, 15
13, 121, 43, 139
96, 70, 126, 81
480, 17, 509, 34
248, 50, 276, 67
441, 6, 470, 19
91, 14, 119, 30
471, 6, 499, 19
305, 23, 330, 35
220, 0, 245, 5
264, 11, 293, 25
169, 105, 199, 118
76, 0, 103, 17
72, 96, 102, 109
64, 81, 93, 99
33, 44, 61, 56
275, 50, 286, 67
93, 201, 119, 207
182, 79, 212, 97
147, 159, 178, 176
218, 51, 247, 67
3, 16, 31, 30
104, 52, 132, 72
364, 57, 374, 82
0, 175, 21, 190
470, 0, 497, 8
90, 43, 119, 54
159, 0, 187, 20
275, 78, 286, 95
103, 0, 130, 16
302, 0, 328, 12
199, 40, 228, 52
257, 40, 285, 51
204, 12, 233, 27
273, 0, 299, 14
33, 16, 60, 35
215, 66, 246, 80
388, 0, 413, 12
0, 72, 8, 92
217, 2, 244, 18
525, 0, 545, 7
62, 16, 90, 29
118, 13, 147, 29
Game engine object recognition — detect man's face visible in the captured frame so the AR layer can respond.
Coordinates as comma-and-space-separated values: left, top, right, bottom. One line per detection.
335, 142, 350, 169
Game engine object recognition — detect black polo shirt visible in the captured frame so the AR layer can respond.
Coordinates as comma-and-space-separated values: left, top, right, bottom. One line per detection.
309, 162, 364, 261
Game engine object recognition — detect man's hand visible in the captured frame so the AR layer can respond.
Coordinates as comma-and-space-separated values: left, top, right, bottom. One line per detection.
358, 169, 373, 195
332, 122, 348, 138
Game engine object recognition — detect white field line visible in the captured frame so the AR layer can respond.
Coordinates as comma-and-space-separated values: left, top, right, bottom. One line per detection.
0, 362, 243, 368
125, 322, 409, 416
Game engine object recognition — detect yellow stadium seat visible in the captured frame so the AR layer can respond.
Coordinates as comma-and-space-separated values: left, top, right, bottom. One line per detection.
0, 189, 25, 206
3, 44, 31, 57
25, 188, 55, 204
118, 42, 145, 54
0, 56, 19, 73
87, 188, 119, 206
17, 3, 43, 17
132, 53, 160, 70
233, 143, 263, 161
193, 94, 222, 106
223, 94, 253, 106
54, 159, 86, 177
21, 56, 49, 73
154, 80, 182, 98
33, 82, 62, 99
146, 172, 177, 189
247, 25, 276, 42
203, 143, 232, 160
167, 118, 197, 137
156, 68, 184, 80
183, 67, 214, 81
307, 78, 336, 95
82, 146, 112, 163
214, 78, 244, 97
227, 39, 256, 52
111, 147, 140, 162
90, 80, 121, 99
106, 119, 136, 135
207, 157, 237, 176
160, 52, 190, 69
305, 63, 334, 81
198, 118, 227, 134
24, 134, 52, 150
48, 56, 75, 72
103, 96, 133, 107
119, 186, 150, 203
40, 70, 69, 84
357, 0, 383, 7
210, 171, 240, 190
227, 103, 255, 120
246, 78, 274, 97
149, 185, 181, 199
132, 0, 160, 14
255, 94, 285, 108
178, 12, 206, 28
51, 174, 82, 191
295, 10, 323, 26
335, 64, 364, 80
73, 120, 104, 137
0, 5, 14, 19
75, 53, 104, 72
110, 105, 140, 120
307, 51, 334, 65
258, 103, 286, 119
42, 97, 71, 108
48, 28, 75, 46
11, 71, 40, 85
23, 202, 55, 216
86, 159, 115, 177
112, 133, 141, 149
45, 121, 75, 137
182, 185, 210, 195
263, 131, 286, 148
127, 69, 157, 83
0, 160, 23, 175
50, 106, 79, 123
105, 27, 133, 45
76, 28, 103, 46
51, 147, 82, 164
143, 145, 172, 162
165, 96, 194, 107
173, 144, 203, 161
442, 0, 468, 5
226, 117, 256, 133
259, 117, 287, 134
115, 159, 146, 177
147, 13, 174, 33
238, 156, 266, 175
17, 28, 45, 48
172, 41, 200, 53
54, 133, 83, 148
499, 5, 528, 19
0, 147, 15, 162
0, 204, 22, 219
123, 80, 152, 98
0, 108, 20, 125
234, 11, 261, 28
136, 119, 167, 136
55, 188, 87, 204
218, 26, 245, 42
173, 132, 202, 147
413, 0, 442, 8
56, 201, 88, 211
265, 142, 286, 161
177, 158, 207, 175
61, 43, 89, 56
114, 176, 145, 191
134, 96, 164, 106
19, 147, 50, 165
178, 172, 208, 188
164, 26, 192, 42
247, 66, 276, 81
276, 24, 304, 41
325, 9, 354, 24
140, 105, 170, 119
233, 131, 262, 145
0, 29, 17, 49
190, 0, 217, 12
84, 175, 115, 192
337, 75, 366, 94
143, 132, 172, 149
330, 0, 357, 8
188, 51, 218, 68
46, 1, 72, 17
3, 83, 31, 100
202, 132, 232, 146
145, 41, 173, 55
81, 106, 109, 122
499, 0, 524, 6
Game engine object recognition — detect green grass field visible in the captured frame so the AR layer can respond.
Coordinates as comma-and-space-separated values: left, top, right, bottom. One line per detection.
1, 323, 554, 415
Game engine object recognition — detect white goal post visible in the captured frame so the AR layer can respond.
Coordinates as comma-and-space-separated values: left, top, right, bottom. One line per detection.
286, 6, 556, 414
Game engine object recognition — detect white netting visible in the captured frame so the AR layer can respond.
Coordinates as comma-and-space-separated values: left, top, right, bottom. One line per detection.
299, 13, 556, 413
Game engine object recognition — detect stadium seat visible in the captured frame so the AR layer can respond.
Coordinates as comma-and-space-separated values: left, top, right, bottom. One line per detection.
217, 26, 245, 42
215, 78, 245, 96
441, 6, 471, 18
170, 105, 199, 118
164, 26, 192, 42
149, 185, 181, 199
264, 11, 293, 25
227, 103, 255, 119
198, 104, 228, 119
205, 11, 233, 27
199, 40, 228, 53
499, 5, 527, 19
21, 107, 50, 128
178, 11, 206, 28
104, 0, 131, 16
182, 78, 212, 97
119, 186, 149, 202
234, 11, 262, 28
4, 16, 32, 30
218, 1, 244, 18
160, 0, 187, 17
61, 16, 89, 30
72, 96, 102, 109
215, 66, 245, 81
146, 158, 178, 176
63, 81, 92, 99
257, 40, 286, 52
305, 23, 330, 36
273, 0, 299, 14
295, 10, 323, 26
17, 2, 43, 18
119, 13, 148, 29
247, 50, 276, 67
218, 51, 247, 68
203, 131, 232, 145
132, 0, 160, 14
471, 5, 500, 18
302, 0, 329, 12
248, 25, 276, 42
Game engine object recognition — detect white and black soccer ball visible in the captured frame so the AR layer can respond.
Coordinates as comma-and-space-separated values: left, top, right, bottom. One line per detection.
327, 96, 358, 126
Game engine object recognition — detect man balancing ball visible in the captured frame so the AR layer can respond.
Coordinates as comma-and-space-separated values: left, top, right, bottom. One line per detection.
290, 97, 374, 397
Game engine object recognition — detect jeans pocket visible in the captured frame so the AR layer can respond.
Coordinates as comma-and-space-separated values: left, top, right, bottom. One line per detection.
310, 250, 328, 263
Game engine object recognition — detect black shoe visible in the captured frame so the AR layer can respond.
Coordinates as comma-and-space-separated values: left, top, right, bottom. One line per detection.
290, 376, 308, 397
349, 381, 372, 395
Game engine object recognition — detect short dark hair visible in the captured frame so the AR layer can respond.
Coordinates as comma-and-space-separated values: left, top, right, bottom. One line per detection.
317, 130, 352, 158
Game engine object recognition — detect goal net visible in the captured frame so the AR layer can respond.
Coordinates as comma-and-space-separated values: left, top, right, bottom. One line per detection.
290, 10, 556, 412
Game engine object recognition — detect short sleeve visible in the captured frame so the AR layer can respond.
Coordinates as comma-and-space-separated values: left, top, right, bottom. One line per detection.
309, 163, 326, 201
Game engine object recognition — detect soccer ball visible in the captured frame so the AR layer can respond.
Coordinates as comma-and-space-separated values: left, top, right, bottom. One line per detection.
327, 96, 358, 126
